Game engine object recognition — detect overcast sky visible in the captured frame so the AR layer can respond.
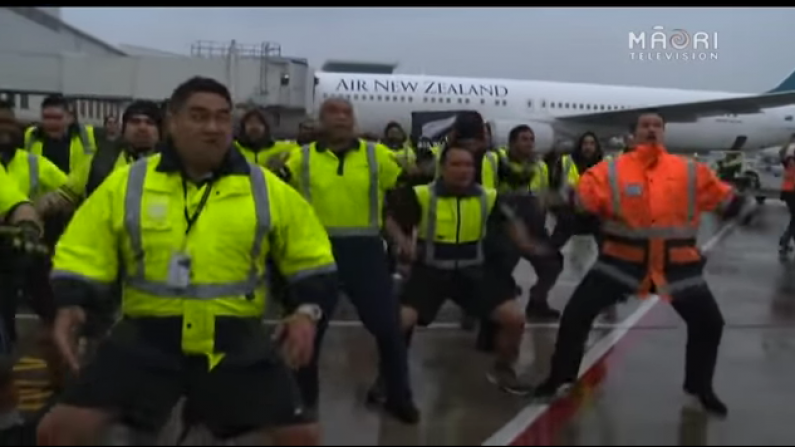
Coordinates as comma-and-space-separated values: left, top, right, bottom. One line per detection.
62, 7, 795, 93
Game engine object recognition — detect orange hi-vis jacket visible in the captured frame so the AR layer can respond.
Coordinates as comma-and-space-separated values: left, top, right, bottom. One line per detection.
576, 144, 734, 299
782, 164, 795, 192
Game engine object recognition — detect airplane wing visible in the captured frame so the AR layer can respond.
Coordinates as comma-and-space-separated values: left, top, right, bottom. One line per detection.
557, 90, 795, 126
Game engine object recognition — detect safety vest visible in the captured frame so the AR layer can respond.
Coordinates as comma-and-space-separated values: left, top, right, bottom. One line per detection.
558, 154, 581, 192
388, 143, 417, 169
581, 152, 731, 299
430, 145, 500, 189
234, 140, 297, 168
24, 124, 96, 173
783, 165, 795, 192
52, 153, 336, 365
496, 149, 548, 193
293, 140, 397, 237
414, 182, 497, 269
0, 164, 27, 216
2, 149, 67, 199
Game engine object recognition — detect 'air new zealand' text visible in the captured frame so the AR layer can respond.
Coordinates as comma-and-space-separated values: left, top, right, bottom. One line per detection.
335, 79, 509, 98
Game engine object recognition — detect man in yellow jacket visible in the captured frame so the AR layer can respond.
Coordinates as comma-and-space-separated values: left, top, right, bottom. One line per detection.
234, 107, 297, 170
37, 77, 338, 446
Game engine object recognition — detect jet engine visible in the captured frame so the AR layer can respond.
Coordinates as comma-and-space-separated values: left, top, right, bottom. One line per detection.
487, 120, 556, 153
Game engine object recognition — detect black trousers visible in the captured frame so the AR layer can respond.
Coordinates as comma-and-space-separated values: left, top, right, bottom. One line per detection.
548, 269, 725, 394
550, 210, 602, 250
779, 193, 795, 247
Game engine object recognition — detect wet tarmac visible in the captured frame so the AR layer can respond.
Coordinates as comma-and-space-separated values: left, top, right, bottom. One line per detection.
11, 202, 795, 445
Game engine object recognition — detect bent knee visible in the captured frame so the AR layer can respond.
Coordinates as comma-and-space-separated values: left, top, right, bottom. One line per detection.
493, 301, 525, 330
37, 405, 110, 445
400, 306, 419, 330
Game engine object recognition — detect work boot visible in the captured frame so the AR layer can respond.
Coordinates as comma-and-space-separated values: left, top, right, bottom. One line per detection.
525, 300, 561, 321
685, 388, 728, 418
486, 363, 533, 396
383, 399, 420, 425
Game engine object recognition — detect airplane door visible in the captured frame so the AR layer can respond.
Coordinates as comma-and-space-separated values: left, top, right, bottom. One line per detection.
730, 135, 748, 151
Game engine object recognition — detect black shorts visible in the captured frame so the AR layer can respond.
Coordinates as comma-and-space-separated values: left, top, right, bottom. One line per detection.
400, 264, 514, 326
59, 338, 313, 438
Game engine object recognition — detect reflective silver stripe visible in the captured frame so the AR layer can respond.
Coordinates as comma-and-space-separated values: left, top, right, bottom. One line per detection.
657, 276, 706, 295
603, 157, 698, 237
601, 221, 698, 239
77, 124, 94, 154
123, 159, 271, 299
50, 269, 115, 290
559, 156, 573, 195
423, 183, 488, 270
592, 261, 641, 289
286, 263, 337, 283
300, 142, 380, 237
27, 153, 39, 196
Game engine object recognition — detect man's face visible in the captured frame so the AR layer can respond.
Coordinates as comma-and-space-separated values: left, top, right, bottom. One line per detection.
243, 115, 268, 141
442, 148, 475, 187
635, 114, 665, 144
123, 114, 160, 150
512, 130, 535, 157
580, 135, 598, 157
41, 105, 68, 136
320, 100, 354, 141
386, 126, 405, 142
169, 92, 232, 167
105, 115, 120, 137
0, 109, 20, 149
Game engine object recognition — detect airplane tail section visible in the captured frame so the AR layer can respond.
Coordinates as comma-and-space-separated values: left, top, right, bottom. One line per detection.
768, 67, 795, 93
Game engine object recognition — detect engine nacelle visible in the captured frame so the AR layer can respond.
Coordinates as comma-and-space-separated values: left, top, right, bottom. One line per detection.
487, 120, 556, 153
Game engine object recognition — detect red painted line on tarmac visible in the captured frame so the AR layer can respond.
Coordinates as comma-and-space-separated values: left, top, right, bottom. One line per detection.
482, 295, 663, 446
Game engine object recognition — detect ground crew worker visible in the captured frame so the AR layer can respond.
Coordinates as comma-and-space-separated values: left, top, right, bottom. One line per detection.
24, 95, 97, 175
496, 125, 564, 320
779, 145, 795, 256
0, 167, 46, 444
386, 145, 546, 395
36, 100, 163, 350
282, 97, 419, 424
0, 100, 68, 391
382, 122, 416, 170
234, 107, 296, 170
532, 112, 754, 418
550, 132, 604, 250
37, 77, 337, 446
716, 152, 744, 183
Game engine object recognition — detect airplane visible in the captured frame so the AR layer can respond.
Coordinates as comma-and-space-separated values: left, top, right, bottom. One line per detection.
312, 69, 795, 154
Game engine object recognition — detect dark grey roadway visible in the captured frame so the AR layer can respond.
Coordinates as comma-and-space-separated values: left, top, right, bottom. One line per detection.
13, 202, 795, 445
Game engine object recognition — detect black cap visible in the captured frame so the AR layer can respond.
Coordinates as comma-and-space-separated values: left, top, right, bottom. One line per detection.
452, 111, 485, 140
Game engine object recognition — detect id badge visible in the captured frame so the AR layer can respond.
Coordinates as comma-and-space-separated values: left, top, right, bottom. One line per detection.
167, 252, 191, 289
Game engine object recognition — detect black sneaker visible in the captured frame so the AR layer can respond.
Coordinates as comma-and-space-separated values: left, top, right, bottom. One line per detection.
525, 301, 561, 321
383, 399, 421, 425
486, 363, 533, 396
685, 390, 728, 418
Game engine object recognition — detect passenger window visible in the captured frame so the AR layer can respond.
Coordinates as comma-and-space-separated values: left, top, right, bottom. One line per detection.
480, 99, 486, 105
377, 95, 382, 101
551, 102, 556, 108
527, 100, 533, 108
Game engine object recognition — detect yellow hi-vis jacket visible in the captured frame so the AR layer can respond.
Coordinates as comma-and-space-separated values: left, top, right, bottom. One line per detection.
286, 139, 402, 237
496, 148, 549, 193
3, 149, 67, 199
0, 165, 28, 216
25, 124, 97, 174
234, 140, 299, 169
51, 153, 336, 367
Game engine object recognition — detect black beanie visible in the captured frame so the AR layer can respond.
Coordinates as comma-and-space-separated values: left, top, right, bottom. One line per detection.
122, 100, 162, 132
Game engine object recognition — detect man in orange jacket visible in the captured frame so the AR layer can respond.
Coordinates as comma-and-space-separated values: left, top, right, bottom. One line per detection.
779, 152, 795, 257
532, 112, 754, 417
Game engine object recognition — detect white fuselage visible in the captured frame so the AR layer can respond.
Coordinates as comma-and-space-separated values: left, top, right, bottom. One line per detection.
314, 72, 795, 153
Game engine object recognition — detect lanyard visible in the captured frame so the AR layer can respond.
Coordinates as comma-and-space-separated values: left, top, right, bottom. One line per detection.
182, 178, 213, 235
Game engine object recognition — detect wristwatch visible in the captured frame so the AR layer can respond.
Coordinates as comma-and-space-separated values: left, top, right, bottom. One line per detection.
295, 304, 323, 323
